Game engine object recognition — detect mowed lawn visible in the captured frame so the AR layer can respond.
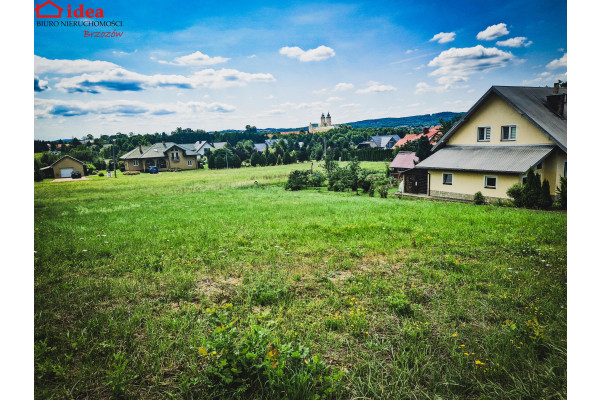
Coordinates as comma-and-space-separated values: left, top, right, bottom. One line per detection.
34, 163, 567, 399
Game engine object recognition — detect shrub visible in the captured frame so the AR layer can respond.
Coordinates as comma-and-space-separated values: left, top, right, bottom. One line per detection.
540, 179, 553, 210
285, 170, 311, 191
556, 176, 566, 209
98, 172, 105, 177
377, 185, 389, 198
507, 183, 525, 207
473, 191, 485, 205
522, 168, 542, 208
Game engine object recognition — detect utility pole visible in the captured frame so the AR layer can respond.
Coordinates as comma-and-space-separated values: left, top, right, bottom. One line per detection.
112, 139, 117, 178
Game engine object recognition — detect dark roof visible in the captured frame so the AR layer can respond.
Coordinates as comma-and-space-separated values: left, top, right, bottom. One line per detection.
415, 145, 555, 174
120, 142, 201, 160
370, 135, 401, 148
389, 152, 419, 169
433, 86, 567, 152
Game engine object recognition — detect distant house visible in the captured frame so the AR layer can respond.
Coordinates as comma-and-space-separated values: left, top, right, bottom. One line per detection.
120, 141, 201, 171
254, 143, 267, 153
40, 155, 85, 179
195, 140, 214, 156
357, 135, 400, 149
414, 84, 567, 201
212, 142, 228, 150
394, 126, 442, 148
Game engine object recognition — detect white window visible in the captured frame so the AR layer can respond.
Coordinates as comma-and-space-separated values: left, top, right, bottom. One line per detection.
484, 176, 497, 189
477, 126, 491, 142
133, 160, 139, 166
187, 160, 193, 166
442, 173, 453, 185
501, 125, 517, 141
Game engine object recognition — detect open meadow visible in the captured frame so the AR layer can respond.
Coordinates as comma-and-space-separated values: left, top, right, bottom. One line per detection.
34, 163, 567, 399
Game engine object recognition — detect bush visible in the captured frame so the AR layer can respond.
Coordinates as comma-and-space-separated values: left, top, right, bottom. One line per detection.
285, 170, 324, 190
473, 191, 485, 205
507, 183, 525, 207
522, 168, 542, 208
556, 176, 566, 209
98, 172, 105, 177
540, 179, 553, 210
377, 185, 389, 198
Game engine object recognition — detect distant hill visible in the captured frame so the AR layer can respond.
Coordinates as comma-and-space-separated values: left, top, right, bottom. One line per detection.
344, 112, 463, 129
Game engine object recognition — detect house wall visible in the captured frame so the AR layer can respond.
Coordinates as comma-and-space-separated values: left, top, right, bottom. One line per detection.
124, 159, 145, 171
429, 170, 521, 201
540, 149, 567, 192
448, 93, 556, 147
166, 152, 197, 170
52, 157, 85, 178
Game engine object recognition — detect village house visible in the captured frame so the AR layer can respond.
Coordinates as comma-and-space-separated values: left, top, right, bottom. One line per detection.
412, 84, 566, 201
120, 141, 204, 171
393, 126, 442, 149
357, 135, 401, 149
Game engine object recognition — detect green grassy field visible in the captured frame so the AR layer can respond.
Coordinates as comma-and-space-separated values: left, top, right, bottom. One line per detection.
34, 163, 566, 399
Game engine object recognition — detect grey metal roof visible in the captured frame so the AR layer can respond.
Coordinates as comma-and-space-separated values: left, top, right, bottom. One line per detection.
433, 86, 567, 152
370, 135, 400, 148
121, 142, 201, 159
415, 145, 556, 174
254, 143, 267, 152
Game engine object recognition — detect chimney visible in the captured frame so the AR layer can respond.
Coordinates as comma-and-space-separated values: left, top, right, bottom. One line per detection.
138, 145, 143, 153
162, 139, 166, 146
546, 93, 566, 117
553, 82, 559, 94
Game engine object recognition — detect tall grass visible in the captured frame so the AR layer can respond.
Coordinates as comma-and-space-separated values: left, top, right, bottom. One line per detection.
35, 163, 566, 399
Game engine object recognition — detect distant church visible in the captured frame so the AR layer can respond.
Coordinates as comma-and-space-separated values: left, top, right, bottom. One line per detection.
308, 112, 336, 133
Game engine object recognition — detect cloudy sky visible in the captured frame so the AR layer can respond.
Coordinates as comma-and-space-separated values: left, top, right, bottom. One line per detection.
33, 0, 567, 140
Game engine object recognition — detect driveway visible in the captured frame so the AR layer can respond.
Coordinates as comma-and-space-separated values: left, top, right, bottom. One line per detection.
52, 177, 90, 182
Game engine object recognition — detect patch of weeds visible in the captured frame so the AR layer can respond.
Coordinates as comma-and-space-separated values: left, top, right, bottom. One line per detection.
243, 272, 292, 306
198, 304, 344, 399
386, 292, 413, 317
104, 351, 137, 398
135, 255, 163, 273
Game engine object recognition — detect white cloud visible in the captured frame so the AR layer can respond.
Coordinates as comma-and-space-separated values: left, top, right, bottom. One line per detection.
340, 103, 360, 108
333, 82, 354, 91
54, 67, 276, 93
326, 96, 344, 102
356, 81, 397, 94
158, 51, 230, 66
34, 55, 120, 74
546, 53, 567, 69
264, 95, 274, 99
522, 71, 567, 85
414, 82, 449, 95
35, 98, 236, 119
279, 45, 335, 62
476, 23, 509, 41
430, 32, 456, 44
248, 54, 257, 59
496, 37, 532, 48
34, 76, 49, 92
427, 45, 514, 85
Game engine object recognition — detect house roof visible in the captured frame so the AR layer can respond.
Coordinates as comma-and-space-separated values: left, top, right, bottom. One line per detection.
120, 142, 202, 160
212, 142, 228, 149
358, 140, 377, 148
254, 143, 267, 152
433, 86, 567, 152
48, 155, 85, 167
415, 145, 556, 174
389, 152, 419, 169
394, 126, 442, 148
370, 135, 400, 148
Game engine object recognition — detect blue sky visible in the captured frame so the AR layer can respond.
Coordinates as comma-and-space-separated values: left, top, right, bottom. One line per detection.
33, 0, 567, 140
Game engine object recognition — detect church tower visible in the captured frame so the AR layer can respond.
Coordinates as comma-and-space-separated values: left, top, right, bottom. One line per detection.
320, 113, 326, 127
326, 112, 331, 127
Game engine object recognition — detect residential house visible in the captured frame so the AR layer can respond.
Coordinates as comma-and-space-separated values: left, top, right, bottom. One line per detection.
414, 85, 566, 201
120, 141, 201, 171
357, 135, 400, 149
393, 126, 442, 149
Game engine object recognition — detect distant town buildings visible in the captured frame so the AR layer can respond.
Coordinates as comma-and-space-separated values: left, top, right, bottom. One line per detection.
308, 112, 336, 133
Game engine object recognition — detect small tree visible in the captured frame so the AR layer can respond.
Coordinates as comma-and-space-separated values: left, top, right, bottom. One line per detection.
523, 167, 542, 208
540, 179, 553, 209
473, 191, 485, 205
506, 183, 525, 207
556, 176, 567, 209
250, 152, 261, 167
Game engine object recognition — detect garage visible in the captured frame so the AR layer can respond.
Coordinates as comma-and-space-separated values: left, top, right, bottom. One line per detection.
60, 168, 73, 178
47, 155, 85, 179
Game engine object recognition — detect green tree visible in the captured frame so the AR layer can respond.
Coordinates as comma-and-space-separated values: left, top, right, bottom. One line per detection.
415, 136, 433, 162
523, 168, 542, 208
540, 179, 553, 209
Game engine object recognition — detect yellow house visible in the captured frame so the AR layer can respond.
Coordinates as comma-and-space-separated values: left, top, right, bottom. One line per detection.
40, 155, 86, 178
120, 141, 202, 171
415, 85, 567, 201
